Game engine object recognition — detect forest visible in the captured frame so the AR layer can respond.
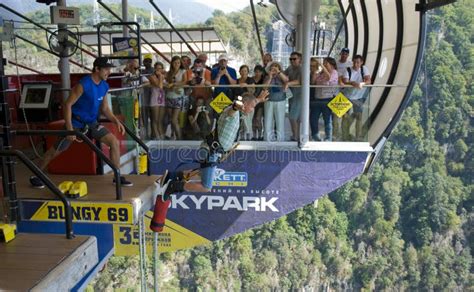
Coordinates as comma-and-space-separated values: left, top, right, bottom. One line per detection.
4, 0, 472, 290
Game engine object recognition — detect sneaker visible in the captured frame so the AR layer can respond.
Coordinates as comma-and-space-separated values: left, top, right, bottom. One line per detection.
113, 176, 133, 187
29, 176, 45, 189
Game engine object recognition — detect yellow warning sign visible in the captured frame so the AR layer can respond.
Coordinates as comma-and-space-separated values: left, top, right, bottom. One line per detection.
210, 92, 232, 113
328, 92, 353, 118
26, 201, 133, 224
113, 211, 210, 255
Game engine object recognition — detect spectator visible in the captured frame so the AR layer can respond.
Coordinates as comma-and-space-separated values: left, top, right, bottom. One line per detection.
211, 54, 237, 100
122, 59, 149, 138
342, 54, 371, 141
284, 51, 302, 141
189, 58, 212, 103
334, 48, 352, 140
181, 55, 194, 97
264, 62, 288, 141
234, 65, 256, 96
187, 97, 212, 140
147, 62, 167, 139
234, 65, 256, 140
336, 48, 352, 80
122, 59, 141, 87
141, 54, 154, 138
263, 52, 273, 70
142, 54, 154, 74
165, 56, 189, 140
252, 65, 266, 140
310, 57, 339, 141
181, 56, 192, 69
197, 53, 211, 70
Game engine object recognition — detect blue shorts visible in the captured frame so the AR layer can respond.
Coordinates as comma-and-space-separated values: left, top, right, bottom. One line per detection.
54, 122, 109, 151
200, 152, 219, 190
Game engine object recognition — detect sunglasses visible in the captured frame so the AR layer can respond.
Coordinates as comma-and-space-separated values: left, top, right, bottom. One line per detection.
289, 58, 298, 61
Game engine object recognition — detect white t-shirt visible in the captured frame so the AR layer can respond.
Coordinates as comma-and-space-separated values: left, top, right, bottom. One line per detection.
336, 60, 353, 77
343, 66, 371, 100
343, 65, 371, 83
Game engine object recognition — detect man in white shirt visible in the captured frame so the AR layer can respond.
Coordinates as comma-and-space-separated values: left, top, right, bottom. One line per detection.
333, 48, 352, 140
341, 54, 371, 141
336, 48, 353, 81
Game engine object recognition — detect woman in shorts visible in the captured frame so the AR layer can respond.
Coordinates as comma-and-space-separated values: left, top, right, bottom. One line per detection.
165, 56, 189, 140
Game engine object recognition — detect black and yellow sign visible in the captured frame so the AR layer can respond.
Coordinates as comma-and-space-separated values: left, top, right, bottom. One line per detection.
22, 201, 133, 224
113, 211, 210, 256
328, 92, 353, 118
210, 92, 232, 113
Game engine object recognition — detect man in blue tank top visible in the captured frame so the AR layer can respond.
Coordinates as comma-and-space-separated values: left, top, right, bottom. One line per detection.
30, 57, 133, 188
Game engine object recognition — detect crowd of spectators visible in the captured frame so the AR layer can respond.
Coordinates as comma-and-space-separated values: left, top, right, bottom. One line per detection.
128, 48, 371, 142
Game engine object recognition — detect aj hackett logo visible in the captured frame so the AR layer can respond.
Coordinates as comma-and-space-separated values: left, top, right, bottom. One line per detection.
170, 169, 279, 212
212, 168, 247, 187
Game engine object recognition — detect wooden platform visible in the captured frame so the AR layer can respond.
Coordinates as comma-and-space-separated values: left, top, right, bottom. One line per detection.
0, 233, 98, 291
15, 164, 166, 224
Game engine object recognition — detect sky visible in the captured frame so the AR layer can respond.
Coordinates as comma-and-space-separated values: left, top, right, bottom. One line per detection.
193, 0, 251, 13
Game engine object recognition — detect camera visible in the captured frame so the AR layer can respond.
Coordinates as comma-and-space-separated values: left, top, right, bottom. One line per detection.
220, 65, 226, 71
198, 106, 207, 112
192, 68, 203, 84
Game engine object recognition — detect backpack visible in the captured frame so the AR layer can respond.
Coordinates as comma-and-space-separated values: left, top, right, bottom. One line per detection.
347, 66, 365, 81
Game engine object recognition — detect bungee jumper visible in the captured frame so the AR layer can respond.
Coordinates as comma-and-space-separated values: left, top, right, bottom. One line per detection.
150, 89, 270, 232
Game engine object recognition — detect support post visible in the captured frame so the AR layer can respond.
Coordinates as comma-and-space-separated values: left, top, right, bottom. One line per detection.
122, 0, 129, 37
57, 0, 70, 100
0, 41, 18, 222
300, 0, 312, 146
296, 14, 303, 52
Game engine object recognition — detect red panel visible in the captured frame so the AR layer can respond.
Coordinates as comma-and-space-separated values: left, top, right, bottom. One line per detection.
101, 121, 127, 157
46, 120, 97, 175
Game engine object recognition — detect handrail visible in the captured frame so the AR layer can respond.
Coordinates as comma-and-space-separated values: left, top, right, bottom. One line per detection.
0, 149, 74, 239
15, 130, 123, 200
99, 119, 151, 176
107, 84, 406, 91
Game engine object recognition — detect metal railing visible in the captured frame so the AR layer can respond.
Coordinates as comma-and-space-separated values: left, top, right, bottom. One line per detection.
99, 119, 151, 176
16, 129, 123, 200
0, 149, 74, 239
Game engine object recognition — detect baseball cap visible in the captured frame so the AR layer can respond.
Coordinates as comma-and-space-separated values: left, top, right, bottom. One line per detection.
341, 48, 350, 54
93, 57, 115, 69
218, 54, 229, 61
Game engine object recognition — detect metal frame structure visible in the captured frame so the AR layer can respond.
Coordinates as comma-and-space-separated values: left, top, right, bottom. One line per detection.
97, 0, 171, 64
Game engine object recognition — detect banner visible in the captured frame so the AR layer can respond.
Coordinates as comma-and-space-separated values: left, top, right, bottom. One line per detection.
148, 148, 369, 244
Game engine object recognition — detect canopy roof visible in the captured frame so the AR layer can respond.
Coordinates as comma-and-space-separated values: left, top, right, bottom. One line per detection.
77, 27, 227, 56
